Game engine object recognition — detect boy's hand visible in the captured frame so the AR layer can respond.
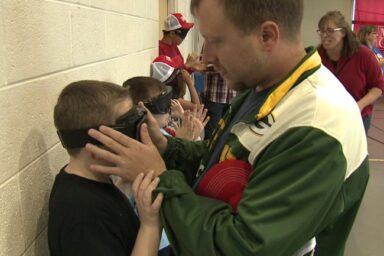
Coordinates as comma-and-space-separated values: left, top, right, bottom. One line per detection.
171, 99, 184, 118
85, 123, 166, 181
185, 53, 207, 72
132, 171, 163, 228
175, 111, 195, 140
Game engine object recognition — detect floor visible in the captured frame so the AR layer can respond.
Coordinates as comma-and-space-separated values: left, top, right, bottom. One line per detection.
345, 98, 384, 256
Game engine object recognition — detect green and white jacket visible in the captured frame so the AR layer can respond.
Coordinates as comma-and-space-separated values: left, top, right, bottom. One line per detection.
156, 48, 369, 256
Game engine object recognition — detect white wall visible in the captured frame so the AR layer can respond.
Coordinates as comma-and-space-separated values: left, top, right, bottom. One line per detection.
0, 0, 163, 255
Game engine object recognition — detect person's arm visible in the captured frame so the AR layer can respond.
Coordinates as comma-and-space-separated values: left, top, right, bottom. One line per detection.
155, 127, 359, 256
359, 48, 384, 111
181, 69, 201, 106
131, 172, 163, 256
85, 121, 208, 185
357, 87, 382, 111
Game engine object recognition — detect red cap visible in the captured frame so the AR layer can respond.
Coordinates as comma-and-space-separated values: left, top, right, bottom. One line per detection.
164, 13, 194, 31
151, 55, 179, 83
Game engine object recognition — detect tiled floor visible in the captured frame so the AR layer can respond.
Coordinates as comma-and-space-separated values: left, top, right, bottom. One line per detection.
345, 98, 384, 256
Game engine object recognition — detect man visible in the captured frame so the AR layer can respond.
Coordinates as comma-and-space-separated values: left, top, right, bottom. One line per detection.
86, 1, 369, 255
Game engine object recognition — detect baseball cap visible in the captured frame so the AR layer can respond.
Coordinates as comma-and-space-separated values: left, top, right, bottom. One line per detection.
151, 55, 178, 83
164, 13, 194, 31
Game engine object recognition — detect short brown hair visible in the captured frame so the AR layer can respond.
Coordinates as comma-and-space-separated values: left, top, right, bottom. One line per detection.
358, 25, 377, 45
191, 0, 303, 41
54, 80, 130, 155
123, 76, 165, 104
318, 11, 361, 57
54, 80, 130, 130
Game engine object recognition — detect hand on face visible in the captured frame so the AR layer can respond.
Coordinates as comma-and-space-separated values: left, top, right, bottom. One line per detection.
85, 123, 166, 182
132, 171, 163, 228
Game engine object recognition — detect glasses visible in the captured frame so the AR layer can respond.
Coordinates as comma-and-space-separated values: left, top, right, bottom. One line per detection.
316, 27, 343, 35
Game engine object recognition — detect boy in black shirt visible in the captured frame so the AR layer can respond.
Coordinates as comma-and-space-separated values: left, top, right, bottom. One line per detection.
49, 80, 163, 256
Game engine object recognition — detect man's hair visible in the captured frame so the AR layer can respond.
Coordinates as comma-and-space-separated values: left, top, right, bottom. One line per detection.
54, 80, 130, 155
318, 11, 361, 57
358, 25, 377, 46
191, 0, 304, 41
123, 77, 165, 104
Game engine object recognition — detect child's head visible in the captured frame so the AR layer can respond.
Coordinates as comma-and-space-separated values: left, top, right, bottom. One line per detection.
54, 80, 135, 156
163, 13, 194, 45
150, 55, 185, 99
123, 76, 172, 128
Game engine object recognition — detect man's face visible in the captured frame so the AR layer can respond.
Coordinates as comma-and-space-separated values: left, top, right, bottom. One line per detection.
197, 0, 267, 89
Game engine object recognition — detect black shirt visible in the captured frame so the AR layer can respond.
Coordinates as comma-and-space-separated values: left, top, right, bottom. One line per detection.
48, 167, 140, 256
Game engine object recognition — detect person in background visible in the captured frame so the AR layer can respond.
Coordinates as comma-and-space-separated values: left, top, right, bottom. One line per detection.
48, 80, 163, 256
123, 76, 207, 141
86, 0, 369, 255
160, 12, 205, 72
317, 11, 384, 133
358, 25, 384, 73
202, 62, 238, 139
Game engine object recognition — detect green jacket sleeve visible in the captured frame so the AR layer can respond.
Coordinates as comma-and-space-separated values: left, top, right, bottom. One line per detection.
156, 127, 349, 256
162, 136, 208, 186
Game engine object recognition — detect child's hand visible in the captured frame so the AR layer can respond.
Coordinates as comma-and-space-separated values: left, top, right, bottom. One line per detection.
191, 104, 210, 140
186, 53, 207, 71
132, 171, 163, 228
175, 111, 195, 141
171, 99, 184, 118
195, 104, 210, 128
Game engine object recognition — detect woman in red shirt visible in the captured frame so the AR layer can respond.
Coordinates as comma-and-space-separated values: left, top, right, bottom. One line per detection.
317, 11, 384, 133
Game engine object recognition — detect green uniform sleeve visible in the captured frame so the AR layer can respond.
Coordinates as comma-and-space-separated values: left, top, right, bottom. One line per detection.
162, 137, 208, 185
156, 127, 349, 256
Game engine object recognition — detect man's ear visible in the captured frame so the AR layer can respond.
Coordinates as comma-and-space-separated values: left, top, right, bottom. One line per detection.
259, 21, 279, 51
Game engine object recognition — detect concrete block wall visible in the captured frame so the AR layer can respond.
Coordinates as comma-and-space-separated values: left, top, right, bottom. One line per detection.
0, 0, 196, 255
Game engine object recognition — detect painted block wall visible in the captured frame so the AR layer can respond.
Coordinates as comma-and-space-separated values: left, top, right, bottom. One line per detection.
0, 0, 192, 255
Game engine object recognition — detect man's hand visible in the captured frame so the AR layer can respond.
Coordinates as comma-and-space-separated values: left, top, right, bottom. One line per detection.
85, 123, 166, 181
138, 101, 168, 154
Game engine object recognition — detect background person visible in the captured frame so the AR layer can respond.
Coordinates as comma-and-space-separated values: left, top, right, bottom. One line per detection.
358, 25, 384, 73
317, 11, 384, 132
151, 55, 201, 110
86, 1, 369, 256
160, 13, 204, 72
201, 63, 238, 139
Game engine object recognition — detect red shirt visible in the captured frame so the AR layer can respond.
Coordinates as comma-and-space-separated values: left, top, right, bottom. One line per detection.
318, 45, 384, 116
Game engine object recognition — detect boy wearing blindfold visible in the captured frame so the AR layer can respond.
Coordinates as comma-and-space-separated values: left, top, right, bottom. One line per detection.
48, 80, 165, 256
123, 76, 208, 141
160, 12, 205, 72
